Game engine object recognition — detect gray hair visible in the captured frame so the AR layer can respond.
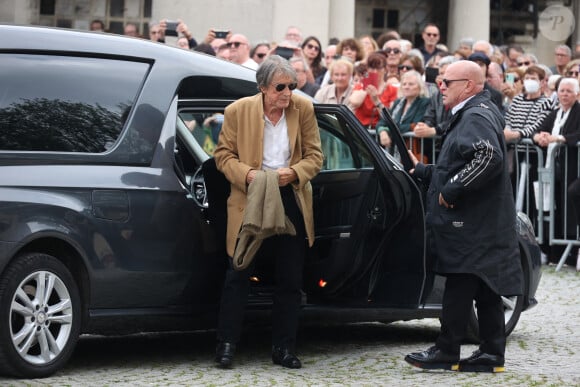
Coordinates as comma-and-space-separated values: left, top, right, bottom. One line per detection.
289, 56, 310, 72
559, 77, 580, 93
555, 44, 572, 57
400, 70, 428, 98
438, 55, 458, 68
256, 55, 297, 90
459, 37, 474, 49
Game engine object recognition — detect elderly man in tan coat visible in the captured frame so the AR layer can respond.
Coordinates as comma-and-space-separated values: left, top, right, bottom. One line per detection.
213, 55, 323, 370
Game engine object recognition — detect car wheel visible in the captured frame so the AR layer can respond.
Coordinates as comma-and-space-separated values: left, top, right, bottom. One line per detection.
0, 253, 81, 378
464, 292, 524, 343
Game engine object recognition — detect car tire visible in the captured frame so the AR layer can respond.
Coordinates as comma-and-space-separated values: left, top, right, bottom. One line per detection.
464, 263, 527, 343
0, 253, 81, 378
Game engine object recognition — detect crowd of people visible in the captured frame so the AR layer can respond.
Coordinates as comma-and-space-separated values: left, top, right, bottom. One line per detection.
90, 17, 579, 370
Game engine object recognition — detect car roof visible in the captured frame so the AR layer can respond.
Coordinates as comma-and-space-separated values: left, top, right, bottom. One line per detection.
0, 24, 258, 84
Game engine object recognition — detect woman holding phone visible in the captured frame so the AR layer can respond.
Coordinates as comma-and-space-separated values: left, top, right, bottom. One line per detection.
349, 52, 398, 129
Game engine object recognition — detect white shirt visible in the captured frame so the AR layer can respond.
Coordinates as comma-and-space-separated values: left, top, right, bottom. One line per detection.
262, 111, 290, 170
241, 58, 259, 70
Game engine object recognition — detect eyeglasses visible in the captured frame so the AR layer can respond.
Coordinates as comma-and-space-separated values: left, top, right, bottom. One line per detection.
505, 76, 520, 82
256, 53, 267, 59
398, 65, 413, 71
274, 82, 297, 92
440, 78, 469, 87
383, 48, 401, 55
227, 41, 245, 48
517, 61, 531, 66
425, 33, 439, 37
567, 71, 580, 77
306, 43, 320, 52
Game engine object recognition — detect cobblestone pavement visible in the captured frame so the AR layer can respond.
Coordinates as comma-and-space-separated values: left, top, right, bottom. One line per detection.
1, 266, 578, 387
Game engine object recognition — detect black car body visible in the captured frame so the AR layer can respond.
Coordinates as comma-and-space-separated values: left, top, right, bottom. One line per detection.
0, 25, 541, 378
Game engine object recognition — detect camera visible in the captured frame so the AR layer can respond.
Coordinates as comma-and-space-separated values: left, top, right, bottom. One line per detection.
165, 20, 178, 37
275, 46, 294, 60
214, 30, 229, 39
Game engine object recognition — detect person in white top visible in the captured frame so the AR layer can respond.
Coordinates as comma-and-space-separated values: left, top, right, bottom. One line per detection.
227, 34, 259, 70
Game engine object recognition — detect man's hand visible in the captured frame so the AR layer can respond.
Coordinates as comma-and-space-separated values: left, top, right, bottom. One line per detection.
379, 130, 392, 147
246, 169, 257, 184
277, 167, 297, 186
439, 192, 453, 208
413, 122, 436, 138
503, 128, 521, 142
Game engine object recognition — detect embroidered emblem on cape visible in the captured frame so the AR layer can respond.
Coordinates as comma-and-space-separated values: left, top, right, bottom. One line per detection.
452, 221, 464, 228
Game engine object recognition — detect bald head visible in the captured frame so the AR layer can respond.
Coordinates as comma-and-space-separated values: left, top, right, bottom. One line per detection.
440, 60, 485, 108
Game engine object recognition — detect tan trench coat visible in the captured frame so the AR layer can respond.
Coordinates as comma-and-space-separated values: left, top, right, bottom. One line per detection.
214, 93, 323, 257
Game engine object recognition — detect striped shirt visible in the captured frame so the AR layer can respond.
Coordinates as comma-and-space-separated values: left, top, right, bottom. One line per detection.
505, 94, 553, 138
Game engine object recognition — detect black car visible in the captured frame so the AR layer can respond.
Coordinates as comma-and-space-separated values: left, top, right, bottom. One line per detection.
0, 25, 541, 378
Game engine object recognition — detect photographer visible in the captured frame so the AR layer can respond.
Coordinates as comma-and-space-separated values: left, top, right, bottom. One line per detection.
158, 19, 197, 48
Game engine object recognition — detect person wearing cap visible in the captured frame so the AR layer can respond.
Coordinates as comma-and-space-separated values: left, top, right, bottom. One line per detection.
468, 52, 504, 114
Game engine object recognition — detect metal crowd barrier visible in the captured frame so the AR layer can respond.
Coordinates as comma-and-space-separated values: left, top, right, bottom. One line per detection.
371, 130, 579, 271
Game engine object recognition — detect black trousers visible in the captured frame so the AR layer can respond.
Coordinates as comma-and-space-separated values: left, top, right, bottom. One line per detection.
436, 273, 505, 357
216, 186, 306, 350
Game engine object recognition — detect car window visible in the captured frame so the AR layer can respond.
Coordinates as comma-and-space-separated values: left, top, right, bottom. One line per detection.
317, 113, 374, 171
0, 54, 149, 153
178, 110, 224, 157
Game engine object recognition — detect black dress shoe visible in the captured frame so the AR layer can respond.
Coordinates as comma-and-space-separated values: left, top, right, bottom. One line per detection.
459, 349, 505, 373
215, 342, 236, 368
272, 346, 302, 369
404, 346, 459, 371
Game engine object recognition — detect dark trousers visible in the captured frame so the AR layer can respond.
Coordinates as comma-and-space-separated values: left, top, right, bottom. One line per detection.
436, 273, 505, 356
216, 186, 306, 350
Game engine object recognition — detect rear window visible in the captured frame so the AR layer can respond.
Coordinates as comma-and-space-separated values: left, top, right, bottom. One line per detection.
0, 54, 148, 153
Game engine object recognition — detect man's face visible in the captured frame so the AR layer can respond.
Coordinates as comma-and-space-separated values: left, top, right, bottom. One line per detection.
439, 64, 470, 109
124, 24, 138, 37
227, 35, 250, 64
507, 49, 521, 68
285, 28, 302, 45
149, 26, 163, 42
324, 46, 337, 68
555, 48, 571, 66
383, 40, 402, 66
486, 64, 502, 90
422, 26, 440, 47
252, 45, 269, 64
261, 74, 295, 110
291, 61, 307, 88
90, 22, 103, 32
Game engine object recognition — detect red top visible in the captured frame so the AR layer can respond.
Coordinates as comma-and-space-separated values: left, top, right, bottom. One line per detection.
353, 83, 399, 128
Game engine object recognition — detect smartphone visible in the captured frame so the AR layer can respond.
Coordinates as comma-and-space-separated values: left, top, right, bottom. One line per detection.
505, 73, 515, 85
214, 30, 229, 39
361, 72, 379, 88
425, 67, 439, 84
165, 20, 178, 37
275, 46, 294, 60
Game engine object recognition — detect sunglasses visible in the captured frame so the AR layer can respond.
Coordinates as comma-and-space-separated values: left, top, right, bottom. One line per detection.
227, 41, 245, 48
274, 82, 297, 92
440, 78, 469, 87
306, 43, 320, 52
398, 65, 413, 71
517, 61, 531, 66
505, 76, 520, 82
567, 71, 580, 77
383, 48, 401, 55
425, 33, 439, 37
256, 53, 267, 59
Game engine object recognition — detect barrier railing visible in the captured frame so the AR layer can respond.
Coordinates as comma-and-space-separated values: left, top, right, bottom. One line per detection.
371, 130, 579, 271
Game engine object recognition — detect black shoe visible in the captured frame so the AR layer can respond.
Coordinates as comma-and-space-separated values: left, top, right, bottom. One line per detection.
459, 350, 505, 373
215, 342, 236, 368
272, 346, 302, 369
404, 346, 459, 371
